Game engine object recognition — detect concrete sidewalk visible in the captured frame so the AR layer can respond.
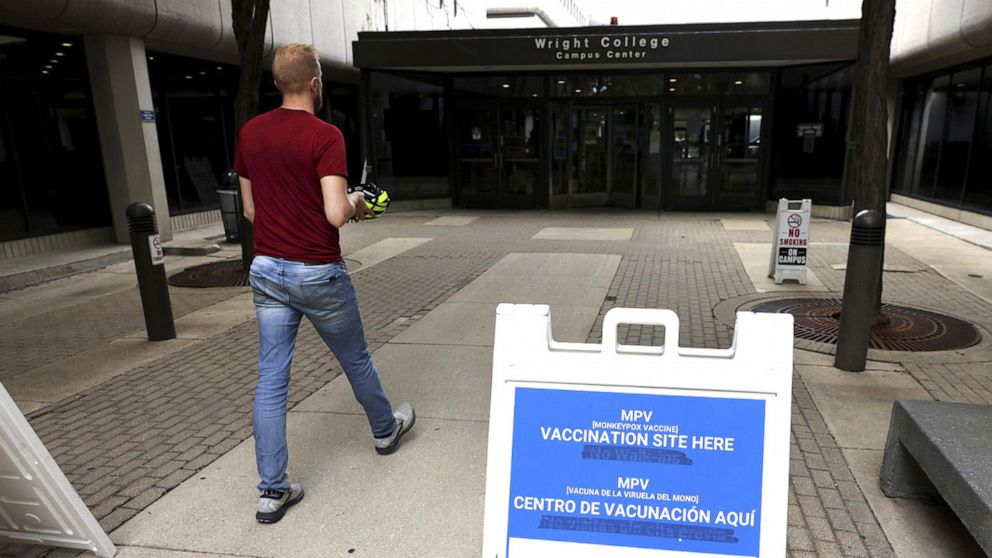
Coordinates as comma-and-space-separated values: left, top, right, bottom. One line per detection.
0, 207, 990, 557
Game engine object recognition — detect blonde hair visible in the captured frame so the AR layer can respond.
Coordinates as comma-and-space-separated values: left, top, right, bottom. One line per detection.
273, 44, 321, 94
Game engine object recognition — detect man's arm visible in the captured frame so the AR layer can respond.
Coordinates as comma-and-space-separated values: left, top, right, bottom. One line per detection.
239, 177, 255, 223
320, 175, 371, 228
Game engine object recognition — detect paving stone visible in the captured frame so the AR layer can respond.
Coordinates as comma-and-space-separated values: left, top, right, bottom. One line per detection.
826, 506, 859, 533
836, 529, 870, 557
98, 506, 139, 533
122, 487, 168, 511
819, 487, 845, 510
787, 527, 816, 552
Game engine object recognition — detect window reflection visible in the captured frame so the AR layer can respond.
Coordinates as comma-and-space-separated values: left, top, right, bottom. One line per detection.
893, 57, 992, 214
0, 28, 109, 241
669, 73, 769, 96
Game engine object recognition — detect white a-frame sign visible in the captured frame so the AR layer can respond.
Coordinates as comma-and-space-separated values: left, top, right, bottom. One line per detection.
0, 383, 116, 556
482, 305, 793, 558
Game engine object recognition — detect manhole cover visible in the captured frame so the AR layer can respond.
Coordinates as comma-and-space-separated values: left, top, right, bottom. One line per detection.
169, 260, 248, 288
168, 259, 363, 288
751, 298, 982, 352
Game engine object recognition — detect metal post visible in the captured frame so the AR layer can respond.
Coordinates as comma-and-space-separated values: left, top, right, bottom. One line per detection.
126, 202, 176, 341
835, 209, 885, 371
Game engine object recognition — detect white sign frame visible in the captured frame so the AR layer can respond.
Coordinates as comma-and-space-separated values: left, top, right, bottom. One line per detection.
482, 305, 793, 558
767, 199, 811, 285
0, 383, 116, 556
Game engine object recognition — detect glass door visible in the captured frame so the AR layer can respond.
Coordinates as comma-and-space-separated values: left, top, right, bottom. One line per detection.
570, 106, 609, 206
665, 100, 765, 211
667, 103, 714, 210
609, 105, 638, 208
500, 103, 542, 208
641, 104, 663, 210
716, 104, 764, 210
457, 102, 498, 208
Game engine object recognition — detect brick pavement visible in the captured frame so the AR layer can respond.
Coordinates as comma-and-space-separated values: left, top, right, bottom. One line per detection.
0, 249, 498, 557
0, 284, 241, 380
7, 209, 992, 556
587, 249, 895, 558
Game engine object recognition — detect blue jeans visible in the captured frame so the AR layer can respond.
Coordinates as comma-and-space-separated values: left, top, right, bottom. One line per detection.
248, 255, 395, 491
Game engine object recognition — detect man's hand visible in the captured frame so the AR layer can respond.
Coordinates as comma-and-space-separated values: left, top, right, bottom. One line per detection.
349, 191, 374, 222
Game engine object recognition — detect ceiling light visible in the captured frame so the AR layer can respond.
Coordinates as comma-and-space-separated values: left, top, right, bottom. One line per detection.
61, 42, 73, 47
734, 80, 743, 85
199, 71, 207, 75
216, 66, 223, 70
669, 78, 677, 83
669, 87, 675, 92
148, 56, 155, 61
574, 89, 582, 93
532, 93, 538, 97
185, 75, 193, 79
54, 52, 64, 57
44, 65, 52, 69
49, 59, 58, 63
501, 83, 510, 88
41, 70, 49, 74
557, 80, 566, 85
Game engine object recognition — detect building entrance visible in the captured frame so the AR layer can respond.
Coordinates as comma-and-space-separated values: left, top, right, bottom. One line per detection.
667, 98, 766, 211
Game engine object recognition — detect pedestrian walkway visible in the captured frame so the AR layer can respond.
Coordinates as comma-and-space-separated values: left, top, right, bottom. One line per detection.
0, 207, 989, 557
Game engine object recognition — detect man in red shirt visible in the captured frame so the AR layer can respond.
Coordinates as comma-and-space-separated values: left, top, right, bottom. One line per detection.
234, 44, 414, 524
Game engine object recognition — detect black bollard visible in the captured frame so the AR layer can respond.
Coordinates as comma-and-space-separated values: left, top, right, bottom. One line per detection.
835, 210, 886, 372
126, 202, 176, 341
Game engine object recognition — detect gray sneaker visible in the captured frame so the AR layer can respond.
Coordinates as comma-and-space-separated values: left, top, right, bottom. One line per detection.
374, 403, 416, 455
256, 483, 304, 524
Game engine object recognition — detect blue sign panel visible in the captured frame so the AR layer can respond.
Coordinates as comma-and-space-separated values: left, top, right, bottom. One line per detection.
507, 387, 766, 556
139, 110, 156, 123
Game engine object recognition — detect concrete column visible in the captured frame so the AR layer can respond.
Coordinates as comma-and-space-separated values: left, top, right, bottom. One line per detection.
84, 35, 171, 242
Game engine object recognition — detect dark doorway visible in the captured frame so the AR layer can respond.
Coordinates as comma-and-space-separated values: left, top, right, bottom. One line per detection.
667, 98, 765, 210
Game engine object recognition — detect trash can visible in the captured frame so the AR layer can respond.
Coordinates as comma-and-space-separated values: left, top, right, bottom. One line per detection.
216, 169, 240, 243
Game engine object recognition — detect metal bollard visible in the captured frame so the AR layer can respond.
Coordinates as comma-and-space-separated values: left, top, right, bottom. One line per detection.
126, 202, 176, 341
835, 209, 885, 372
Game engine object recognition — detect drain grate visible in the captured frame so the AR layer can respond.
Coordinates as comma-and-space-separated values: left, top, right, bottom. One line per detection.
168, 260, 248, 288
751, 298, 982, 352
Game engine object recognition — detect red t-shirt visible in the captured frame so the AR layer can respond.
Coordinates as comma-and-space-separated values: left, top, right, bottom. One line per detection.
233, 108, 348, 264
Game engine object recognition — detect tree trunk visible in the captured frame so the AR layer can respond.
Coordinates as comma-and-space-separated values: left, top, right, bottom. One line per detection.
846, 0, 897, 320
231, 0, 270, 270
233, 0, 270, 135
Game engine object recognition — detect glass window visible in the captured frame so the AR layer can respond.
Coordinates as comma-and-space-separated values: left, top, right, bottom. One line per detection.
771, 63, 852, 204
934, 67, 981, 202
669, 72, 769, 95
454, 75, 542, 98
0, 27, 109, 241
915, 74, 951, 198
892, 79, 926, 195
641, 104, 663, 206
148, 51, 238, 214
370, 72, 448, 199
327, 84, 362, 182
550, 75, 667, 97
964, 62, 992, 210
551, 103, 568, 195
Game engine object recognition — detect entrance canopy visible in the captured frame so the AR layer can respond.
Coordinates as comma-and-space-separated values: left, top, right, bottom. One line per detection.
353, 20, 859, 73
